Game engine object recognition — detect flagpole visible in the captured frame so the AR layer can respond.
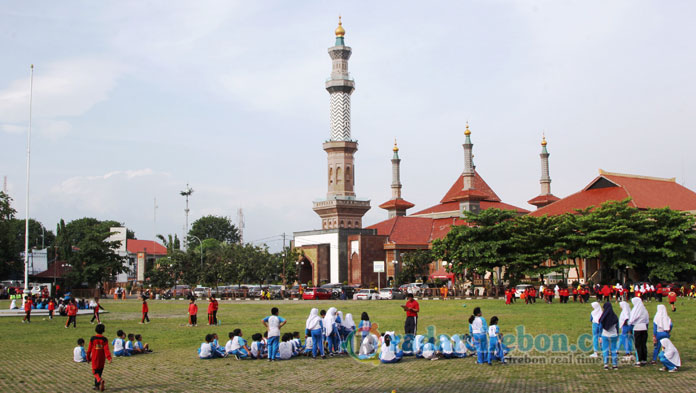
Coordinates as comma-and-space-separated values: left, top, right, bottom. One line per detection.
23, 64, 34, 299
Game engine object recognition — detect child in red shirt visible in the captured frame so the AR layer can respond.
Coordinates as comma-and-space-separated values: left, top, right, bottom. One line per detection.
188, 298, 198, 327
66, 299, 78, 328
91, 297, 105, 324
504, 289, 512, 305
87, 323, 112, 391
22, 296, 32, 323
208, 296, 219, 325
668, 290, 677, 312
47, 298, 55, 320
140, 297, 150, 324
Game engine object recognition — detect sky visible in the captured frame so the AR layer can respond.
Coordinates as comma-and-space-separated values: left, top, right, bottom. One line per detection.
2, 1, 695, 251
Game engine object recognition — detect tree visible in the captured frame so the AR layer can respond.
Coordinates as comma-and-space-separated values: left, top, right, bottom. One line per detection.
396, 249, 433, 284
188, 215, 240, 245
0, 192, 20, 279
65, 228, 126, 288
157, 234, 181, 254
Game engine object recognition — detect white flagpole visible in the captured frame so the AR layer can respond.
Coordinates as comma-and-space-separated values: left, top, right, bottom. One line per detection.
23, 64, 34, 300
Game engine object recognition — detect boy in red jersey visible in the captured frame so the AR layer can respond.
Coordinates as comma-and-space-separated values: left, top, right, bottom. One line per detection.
91, 297, 105, 324
47, 298, 55, 320
87, 323, 112, 391
208, 296, 219, 325
668, 290, 677, 312
188, 298, 198, 327
22, 296, 32, 323
66, 299, 78, 328
140, 296, 150, 324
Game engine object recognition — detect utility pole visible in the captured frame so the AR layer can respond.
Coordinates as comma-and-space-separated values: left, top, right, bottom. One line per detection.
23, 64, 34, 300
180, 184, 193, 248
282, 233, 286, 290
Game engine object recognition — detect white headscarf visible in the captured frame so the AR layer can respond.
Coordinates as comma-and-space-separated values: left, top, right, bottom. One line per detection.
591, 302, 603, 323
324, 307, 337, 336
653, 304, 672, 332
628, 297, 649, 326
660, 338, 681, 367
342, 313, 356, 330
618, 301, 631, 327
439, 335, 453, 354
359, 334, 378, 356
306, 308, 322, 331
337, 311, 344, 324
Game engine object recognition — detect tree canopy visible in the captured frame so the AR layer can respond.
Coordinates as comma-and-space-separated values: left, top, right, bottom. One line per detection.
188, 215, 240, 245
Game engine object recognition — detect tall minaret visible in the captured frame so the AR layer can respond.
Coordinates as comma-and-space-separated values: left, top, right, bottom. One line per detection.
379, 139, 414, 218
313, 17, 371, 229
528, 135, 560, 209
455, 123, 487, 216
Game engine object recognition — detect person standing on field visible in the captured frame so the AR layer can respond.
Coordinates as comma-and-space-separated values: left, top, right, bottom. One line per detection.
401, 293, 419, 335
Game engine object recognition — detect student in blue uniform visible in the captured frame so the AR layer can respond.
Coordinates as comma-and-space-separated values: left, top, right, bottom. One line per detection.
304, 308, 325, 359
324, 307, 340, 356
589, 302, 603, 358
439, 334, 456, 359
249, 333, 265, 359
112, 330, 129, 357
379, 334, 403, 363
598, 302, 620, 370
262, 307, 287, 362
658, 338, 680, 372
471, 307, 488, 364
652, 304, 673, 363
358, 312, 372, 342
198, 334, 224, 359
226, 329, 251, 359
487, 316, 506, 364
617, 301, 633, 359
73, 338, 87, 362
451, 334, 468, 358
125, 334, 135, 356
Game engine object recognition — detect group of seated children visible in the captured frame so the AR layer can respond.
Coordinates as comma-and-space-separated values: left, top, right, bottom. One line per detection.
198, 330, 309, 360
111, 330, 152, 357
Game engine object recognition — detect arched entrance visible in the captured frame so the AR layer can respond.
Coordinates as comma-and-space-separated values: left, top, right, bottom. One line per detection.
297, 256, 313, 285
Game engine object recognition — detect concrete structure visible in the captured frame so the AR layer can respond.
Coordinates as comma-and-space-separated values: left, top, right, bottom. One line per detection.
107, 227, 167, 283
295, 18, 375, 284
527, 136, 560, 209
378, 140, 414, 218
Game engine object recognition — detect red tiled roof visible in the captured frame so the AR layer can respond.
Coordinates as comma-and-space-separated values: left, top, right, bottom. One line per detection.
366, 216, 434, 245
440, 170, 501, 203
527, 194, 561, 207
411, 200, 528, 216
530, 171, 696, 217
34, 261, 72, 279
127, 239, 167, 255
378, 198, 415, 210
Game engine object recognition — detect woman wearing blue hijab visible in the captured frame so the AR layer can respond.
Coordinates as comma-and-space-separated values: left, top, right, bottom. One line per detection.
598, 301, 620, 370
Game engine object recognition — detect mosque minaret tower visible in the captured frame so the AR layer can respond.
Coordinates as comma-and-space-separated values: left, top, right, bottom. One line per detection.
312, 17, 371, 229
528, 135, 560, 209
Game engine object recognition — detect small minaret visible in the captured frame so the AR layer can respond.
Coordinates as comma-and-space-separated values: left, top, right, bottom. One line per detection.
313, 17, 371, 229
455, 123, 487, 216
528, 135, 560, 209
379, 139, 414, 218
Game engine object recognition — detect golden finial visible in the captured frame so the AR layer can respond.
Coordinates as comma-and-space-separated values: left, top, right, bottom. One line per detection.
541, 132, 547, 146
335, 16, 345, 37
393, 138, 399, 152
464, 122, 471, 136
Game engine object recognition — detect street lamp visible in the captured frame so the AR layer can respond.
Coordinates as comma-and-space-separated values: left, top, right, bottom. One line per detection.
190, 235, 203, 271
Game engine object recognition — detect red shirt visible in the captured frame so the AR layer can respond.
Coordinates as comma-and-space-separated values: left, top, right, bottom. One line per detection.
87, 334, 112, 370
24, 299, 32, 312
212, 299, 218, 311
207, 302, 214, 313
668, 292, 677, 302
405, 299, 419, 317
67, 303, 78, 316
142, 301, 148, 313
189, 303, 198, 315
48, 301, 55, 311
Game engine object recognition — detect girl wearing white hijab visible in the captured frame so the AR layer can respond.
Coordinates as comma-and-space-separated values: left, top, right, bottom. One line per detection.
617, 301, 633, 359
413, 334, 425, 358
589, 302, 603, 358
658, 338, 680, 372
358, 333, 378, 359
652, 304, 673, 363
440, 334, 455, 359
324, 307, 339, 355
305, 308, 325, 358
628, 297, 650, 366
451, 334, 468, 358
342, 313, 356, 351
379, 334, 403, 363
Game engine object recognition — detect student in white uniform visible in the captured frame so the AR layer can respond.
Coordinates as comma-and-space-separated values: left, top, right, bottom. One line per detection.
413, 335, 425, 358
198, 334, 219, 359
324, 307, 339, 355
617, 301, 633, 359
658, 338, 680, 372
628, 297, 650, 366
439, 335, 456, 359
278, 333, 294, 360
487, 316, 505, 364
262, 307, 286, 362
358, 334, 379, 359
451, 334, 468, 358
589, 302, 603, 358
421, 339, 439, 360
379, 334, 403, 363
73, 338, 87, 362
598, 302, 619, 370
305, 308, 325, 359
471, 307, 488, 364
652, 304, 673, 363
249, 333, 265, 359
225, 329, 251, 359
112, 330, 129, 357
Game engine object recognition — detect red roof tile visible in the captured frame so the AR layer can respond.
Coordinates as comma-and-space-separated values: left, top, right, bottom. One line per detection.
411, 200, 528, 216
530, 171, 696, 217
527, 194, 561, 206
127, 239, 167, 255
440, 170, 501, 203
378, 198, 415, 210
366, 216, 434, 245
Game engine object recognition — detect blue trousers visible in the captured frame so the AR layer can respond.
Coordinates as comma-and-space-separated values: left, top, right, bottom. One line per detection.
658, 352, 677, 370
327, 331, 339, 353
267, 336, 279, 360
310, 329, 324, 357
474, 333, 488, 364
618, 325, 633, 354
592, 323, 601, 353
652, 332, 670, 361
487, 337, 504, 364
601, 335, 618, 366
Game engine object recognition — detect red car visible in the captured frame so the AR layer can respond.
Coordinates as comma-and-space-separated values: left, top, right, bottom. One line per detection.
302, 287, 332, 300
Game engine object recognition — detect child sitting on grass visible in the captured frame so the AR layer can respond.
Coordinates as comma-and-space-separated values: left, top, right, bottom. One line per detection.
133, 334, 151, 354
292, 331, 303, 356
74, 338, 86, 362
225, 329, 251, 359
250, 333, 266, 359
112, 330, 129, 357
278, 333, 294, 360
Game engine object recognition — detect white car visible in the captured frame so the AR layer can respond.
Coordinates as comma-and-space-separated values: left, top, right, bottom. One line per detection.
193, 287, 210, 298
401, 283, 425, 296
355, 289, 379, 300
379, 288, 406, 300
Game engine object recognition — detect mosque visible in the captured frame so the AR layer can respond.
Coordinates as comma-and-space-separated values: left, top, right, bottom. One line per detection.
292, 19, 696, 287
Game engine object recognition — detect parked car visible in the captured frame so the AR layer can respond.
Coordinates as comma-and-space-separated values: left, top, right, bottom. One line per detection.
379, 288, 405, 300
170, 285, 191, 297
355, 289, 379, 300
515, 284, 534, 298
289, 284, 307, 298
302, 287, 332, 300
401, 283, 425, 296
193, 287, 210, 298
247, 285, 263, 298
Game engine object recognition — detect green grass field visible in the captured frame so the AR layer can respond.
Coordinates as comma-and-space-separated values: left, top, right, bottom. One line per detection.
0, 298, 694, 392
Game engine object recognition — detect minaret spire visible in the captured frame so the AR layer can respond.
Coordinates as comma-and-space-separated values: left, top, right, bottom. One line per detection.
313, 18, 371, 230
379, 138, 414, 218
455, 122, 486, 216
528, 133, 560, 209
